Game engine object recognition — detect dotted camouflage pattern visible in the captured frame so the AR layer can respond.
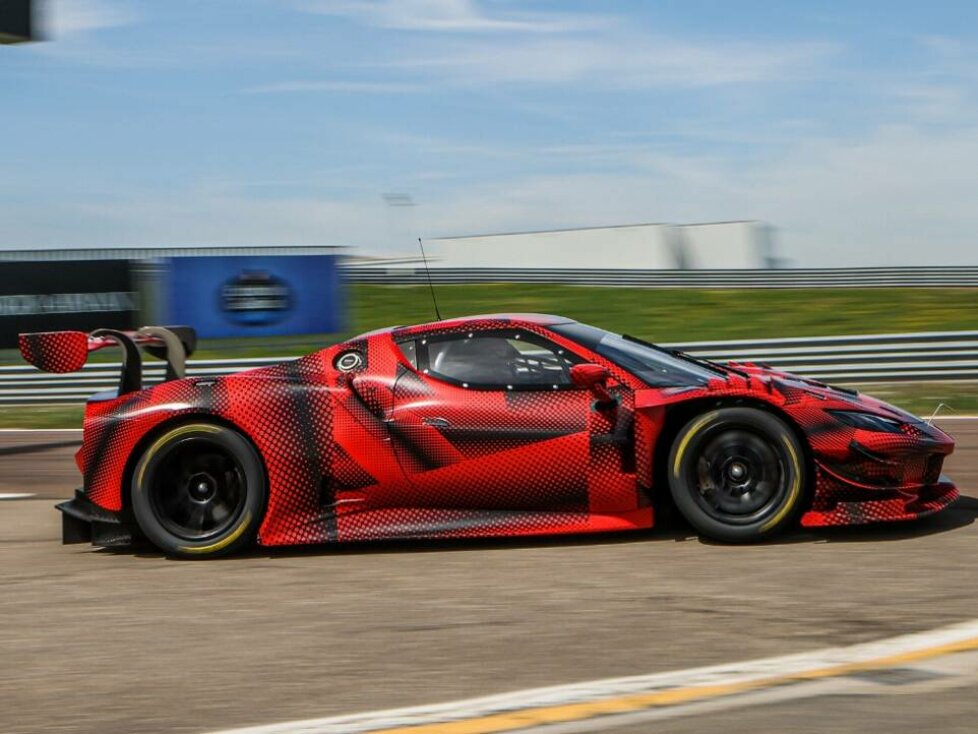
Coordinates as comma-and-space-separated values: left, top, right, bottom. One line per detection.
68, 314, 957, 546
19, 331, 90, 373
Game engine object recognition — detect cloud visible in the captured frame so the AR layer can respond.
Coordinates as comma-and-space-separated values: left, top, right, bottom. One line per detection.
289, 1, 835, 90
256, 1, 838, 100
41, 0, 136, 37
744, 124, 978, 266
391, 36, 835, 88
7, 119, 978, 266
7, 7, 977, 268
298, 0, 598, 34
244, 80, 426, 94
255, 33, 835, 96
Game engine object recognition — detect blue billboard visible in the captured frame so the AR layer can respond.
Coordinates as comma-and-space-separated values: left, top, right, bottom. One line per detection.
161, 255, 342, 338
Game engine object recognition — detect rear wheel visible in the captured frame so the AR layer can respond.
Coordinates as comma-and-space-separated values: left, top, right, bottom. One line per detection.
667, 407, 806, 543
131, 422, 265, 558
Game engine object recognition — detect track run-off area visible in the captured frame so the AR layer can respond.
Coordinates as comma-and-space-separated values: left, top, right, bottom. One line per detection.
2, 419, 978, 734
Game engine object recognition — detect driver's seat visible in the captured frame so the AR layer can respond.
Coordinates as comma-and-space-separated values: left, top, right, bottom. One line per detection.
432, 337, 520, 384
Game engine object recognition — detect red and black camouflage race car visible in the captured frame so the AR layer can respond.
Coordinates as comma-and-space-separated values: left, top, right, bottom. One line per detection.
20, 314, 957, 558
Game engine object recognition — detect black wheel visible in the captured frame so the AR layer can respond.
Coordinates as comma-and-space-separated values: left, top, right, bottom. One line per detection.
667, 407, 806, 543
131, 422, 266, 558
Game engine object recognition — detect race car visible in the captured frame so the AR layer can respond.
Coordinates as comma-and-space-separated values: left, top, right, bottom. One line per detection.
20, 314, 957, 558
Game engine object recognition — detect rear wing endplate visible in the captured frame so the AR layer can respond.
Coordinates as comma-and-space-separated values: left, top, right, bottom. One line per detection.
19, 326, 197, 396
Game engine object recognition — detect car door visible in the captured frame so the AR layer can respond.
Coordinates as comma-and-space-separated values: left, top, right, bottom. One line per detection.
386, 328, 637, 514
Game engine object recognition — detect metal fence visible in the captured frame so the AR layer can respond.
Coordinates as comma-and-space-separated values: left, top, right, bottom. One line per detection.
2, 330, 977, 405
674, 331, 978, 382
343, 266, 978, 288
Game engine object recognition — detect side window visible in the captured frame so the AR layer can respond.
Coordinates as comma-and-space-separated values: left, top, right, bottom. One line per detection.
396, 339, 418, 369
424, 331, 578, 389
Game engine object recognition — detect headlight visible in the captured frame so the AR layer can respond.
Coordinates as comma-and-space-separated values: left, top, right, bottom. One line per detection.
827, 410, 904, 434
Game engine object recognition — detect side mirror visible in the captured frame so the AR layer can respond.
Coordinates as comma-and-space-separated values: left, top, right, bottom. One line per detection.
570, 363, 614, 406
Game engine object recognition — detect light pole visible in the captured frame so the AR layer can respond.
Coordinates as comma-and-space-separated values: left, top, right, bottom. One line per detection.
382, 192, 419, 261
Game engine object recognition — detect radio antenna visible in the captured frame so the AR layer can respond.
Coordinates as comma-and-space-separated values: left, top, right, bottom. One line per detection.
418, 237, 442, 321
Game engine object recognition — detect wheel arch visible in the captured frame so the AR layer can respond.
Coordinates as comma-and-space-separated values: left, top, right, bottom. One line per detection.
651, 396, 816, 515
120, 413, 270, 515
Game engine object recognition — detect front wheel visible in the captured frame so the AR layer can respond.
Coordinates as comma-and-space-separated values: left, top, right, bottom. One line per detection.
667, 407, 806, 543
131, 422, 266, 558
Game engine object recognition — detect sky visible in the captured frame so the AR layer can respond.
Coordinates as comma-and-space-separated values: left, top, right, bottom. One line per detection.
2, 0, 978, 266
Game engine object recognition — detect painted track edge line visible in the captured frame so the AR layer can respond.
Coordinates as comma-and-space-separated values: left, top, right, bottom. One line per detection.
202, 619, 978, 734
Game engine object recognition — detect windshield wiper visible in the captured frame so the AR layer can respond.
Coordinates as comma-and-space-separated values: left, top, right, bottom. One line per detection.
622, 334, 750, 379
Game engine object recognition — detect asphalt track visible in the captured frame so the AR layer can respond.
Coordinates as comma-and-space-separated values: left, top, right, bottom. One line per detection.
2, 421, 978, 734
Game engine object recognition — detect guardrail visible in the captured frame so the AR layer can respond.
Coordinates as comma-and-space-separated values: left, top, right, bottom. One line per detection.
343, 266, 978, 288
676, 331, 978, 382
2, 331, 976, 406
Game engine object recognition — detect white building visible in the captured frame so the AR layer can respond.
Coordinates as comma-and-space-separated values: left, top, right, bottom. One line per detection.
422, 221, 776, 270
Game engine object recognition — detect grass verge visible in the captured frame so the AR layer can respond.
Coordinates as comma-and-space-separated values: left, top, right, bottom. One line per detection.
1, 285, 975, 427
339, 285, 978, 344
0, 405, 84, 429
2, 285, 977, 363
855, 381, 978, 417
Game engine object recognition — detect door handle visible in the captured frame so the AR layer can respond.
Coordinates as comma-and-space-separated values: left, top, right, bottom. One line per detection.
422, 417, 451, 428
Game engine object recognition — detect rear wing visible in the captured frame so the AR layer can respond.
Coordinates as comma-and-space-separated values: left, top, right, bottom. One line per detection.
19, 326, 197, 396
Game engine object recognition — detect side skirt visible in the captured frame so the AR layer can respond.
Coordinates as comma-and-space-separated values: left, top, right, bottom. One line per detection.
258, 506, 654, 546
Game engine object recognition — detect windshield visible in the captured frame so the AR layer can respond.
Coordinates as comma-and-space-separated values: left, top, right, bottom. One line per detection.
552, 322, 716, 388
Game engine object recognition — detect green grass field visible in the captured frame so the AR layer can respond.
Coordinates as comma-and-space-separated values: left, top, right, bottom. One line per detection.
341, 284, 978, 343
1, 285, 976, 428
3, 285, 977, 363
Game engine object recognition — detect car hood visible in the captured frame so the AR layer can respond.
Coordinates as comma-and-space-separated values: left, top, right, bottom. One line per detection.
722, 360, 923, 423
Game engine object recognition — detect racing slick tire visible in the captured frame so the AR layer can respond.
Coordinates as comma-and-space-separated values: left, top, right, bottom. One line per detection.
668, 407, 806, 543
131, 422, 266, 558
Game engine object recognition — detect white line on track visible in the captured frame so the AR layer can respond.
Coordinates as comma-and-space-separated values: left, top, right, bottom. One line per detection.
0, 493, 35, 500
203, 619, 978, 734
529, 649, 978, 734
